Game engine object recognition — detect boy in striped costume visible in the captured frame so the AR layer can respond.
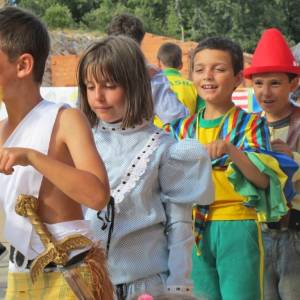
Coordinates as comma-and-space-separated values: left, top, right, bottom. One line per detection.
165, 37, 288, 300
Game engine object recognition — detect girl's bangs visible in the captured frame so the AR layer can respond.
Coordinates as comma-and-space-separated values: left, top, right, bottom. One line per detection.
85, 63, 116, 85
83, 44, 117, 84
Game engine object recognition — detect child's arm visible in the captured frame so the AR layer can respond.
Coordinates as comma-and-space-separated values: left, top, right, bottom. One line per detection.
0, 108, 110, 210
271, 138, 300, 211
271, 138, 300, 181
205, 139, 269, 189
164, 204, 194, 293
271, 139, 293, 157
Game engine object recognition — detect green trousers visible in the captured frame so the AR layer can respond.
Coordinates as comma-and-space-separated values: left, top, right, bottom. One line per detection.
192, 220, 264, 300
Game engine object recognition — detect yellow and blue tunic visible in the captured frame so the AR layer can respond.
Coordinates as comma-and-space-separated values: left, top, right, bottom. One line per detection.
163, 68, 200, 115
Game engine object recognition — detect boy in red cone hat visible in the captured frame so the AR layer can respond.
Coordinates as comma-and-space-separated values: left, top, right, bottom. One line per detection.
244, 28, 300, 300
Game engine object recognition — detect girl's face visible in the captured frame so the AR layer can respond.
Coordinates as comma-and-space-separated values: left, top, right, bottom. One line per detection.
86, 75, 126, 124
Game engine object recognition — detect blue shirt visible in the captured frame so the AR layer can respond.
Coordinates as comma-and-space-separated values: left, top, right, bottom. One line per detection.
151, 70, 188, 123
85, 120, 214, 288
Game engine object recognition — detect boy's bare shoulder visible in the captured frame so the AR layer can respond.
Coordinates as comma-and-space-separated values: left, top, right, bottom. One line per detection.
57, 107, 88, 122
51, 107, 98, 164
55, 107, 92, 137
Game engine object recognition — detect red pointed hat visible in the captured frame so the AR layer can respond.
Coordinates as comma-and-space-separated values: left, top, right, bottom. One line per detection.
244, 28, 300, 78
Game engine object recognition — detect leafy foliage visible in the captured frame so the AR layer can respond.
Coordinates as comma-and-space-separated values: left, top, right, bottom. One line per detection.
15, 0, 300, 52
43, 4, 73, 29
82, 2, 129, 31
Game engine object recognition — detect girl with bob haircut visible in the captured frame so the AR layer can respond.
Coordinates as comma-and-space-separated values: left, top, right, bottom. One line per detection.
78, 35, 153, 128
78, 35, 214, 300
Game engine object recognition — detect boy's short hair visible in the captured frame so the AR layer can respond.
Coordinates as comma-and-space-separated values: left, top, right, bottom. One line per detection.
106, 13, 145, 45
0, 6, 50, 84
192, 37, 244, 75
78, 36, 153, 128
157, 42, 182, 69
287, 73, 298, 82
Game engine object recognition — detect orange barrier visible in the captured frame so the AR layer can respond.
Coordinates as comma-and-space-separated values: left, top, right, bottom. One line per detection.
50, 33, 253, 87
51, 55, 80, 87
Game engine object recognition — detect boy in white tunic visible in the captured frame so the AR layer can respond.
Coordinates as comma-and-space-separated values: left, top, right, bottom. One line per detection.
0, 6, 113, 300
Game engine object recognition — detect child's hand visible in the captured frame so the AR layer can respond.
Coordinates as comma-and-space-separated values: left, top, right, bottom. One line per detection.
205, 140, 233, 159
271, 139, 293, 157
0, 147, 31, 175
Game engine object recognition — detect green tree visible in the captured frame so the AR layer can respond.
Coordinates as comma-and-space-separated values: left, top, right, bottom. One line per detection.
17, 0, 56, 16
126, 0, 168, 34
15, 0, 300, 52
17, 0, 98, 23
281, 0, 300, 44
82, 0, 131, 31
43, 3, 73, 29
165, 3, 181, 39
59, 0, 99, 22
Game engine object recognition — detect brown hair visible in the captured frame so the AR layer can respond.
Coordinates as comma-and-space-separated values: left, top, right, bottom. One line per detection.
106, 13, 145, 45
78, 36, 153, 128
0, 6, 50, 84
191, 36, 243, 76
157, 42, 182, 69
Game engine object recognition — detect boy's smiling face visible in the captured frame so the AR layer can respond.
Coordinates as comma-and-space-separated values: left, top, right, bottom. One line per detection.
252, 73, 298, 121
192, 49, 242, 110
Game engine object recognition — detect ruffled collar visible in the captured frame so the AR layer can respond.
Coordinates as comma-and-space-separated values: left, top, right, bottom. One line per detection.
95, 119, 152, 134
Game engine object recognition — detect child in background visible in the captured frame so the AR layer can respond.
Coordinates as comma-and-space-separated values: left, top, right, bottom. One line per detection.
165, 36, 288, 300
107, 13, 188, 128
156, 42, 204, 115
78, 35, 214, 300
244, 27, 300, 300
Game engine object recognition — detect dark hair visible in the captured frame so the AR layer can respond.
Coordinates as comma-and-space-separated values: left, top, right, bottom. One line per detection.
157, 42, 182, 69
0, 6, 50, 83
78, 36, 153, 128
192, 37, 244, 75
287, 73, 298, 82
106, 13, 145, 44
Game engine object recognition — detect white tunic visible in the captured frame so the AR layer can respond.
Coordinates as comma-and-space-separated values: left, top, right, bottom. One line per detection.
0, 100, 92, 263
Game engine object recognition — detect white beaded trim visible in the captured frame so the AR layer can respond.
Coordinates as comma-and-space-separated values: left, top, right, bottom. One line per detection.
96, 120, 149, 133
99, 124, 127, 131
112, 131, 162, 210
